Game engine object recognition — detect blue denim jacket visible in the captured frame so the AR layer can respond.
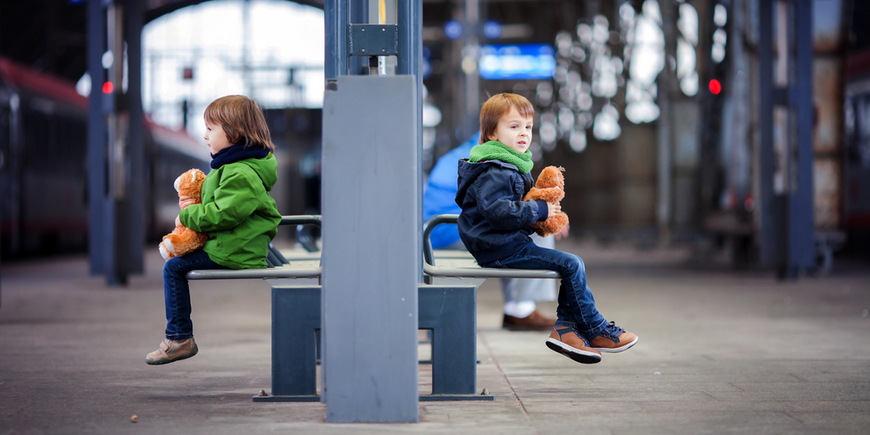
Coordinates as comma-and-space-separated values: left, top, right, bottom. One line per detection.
454, 158, 548, 264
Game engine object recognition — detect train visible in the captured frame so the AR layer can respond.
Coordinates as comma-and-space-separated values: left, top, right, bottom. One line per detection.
0, 56, 210, 257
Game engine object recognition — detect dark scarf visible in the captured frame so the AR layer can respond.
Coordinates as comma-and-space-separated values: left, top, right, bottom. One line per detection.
210, 145, 269, 169
468, 140, 534, 174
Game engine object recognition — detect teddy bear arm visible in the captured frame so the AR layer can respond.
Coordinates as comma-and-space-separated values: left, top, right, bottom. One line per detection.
527, 187, 565, 203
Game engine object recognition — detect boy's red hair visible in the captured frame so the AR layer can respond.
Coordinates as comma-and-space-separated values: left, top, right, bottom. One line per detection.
479, 93, 535, 144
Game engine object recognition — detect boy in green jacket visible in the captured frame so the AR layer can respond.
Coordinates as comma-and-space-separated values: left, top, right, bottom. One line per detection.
146, 95, 282, 365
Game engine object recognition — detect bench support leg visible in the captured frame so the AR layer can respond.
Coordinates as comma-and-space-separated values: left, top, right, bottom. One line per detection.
254, 283, 492, 402
418, 285, 477, 396
270, 285, 320, 399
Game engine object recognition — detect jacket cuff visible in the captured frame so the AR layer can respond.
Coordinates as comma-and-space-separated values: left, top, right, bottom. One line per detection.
179, 208, 192, 230
535, 200, 549, 222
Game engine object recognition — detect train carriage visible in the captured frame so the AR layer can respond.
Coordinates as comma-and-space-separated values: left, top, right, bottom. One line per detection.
0, 57, 209, 257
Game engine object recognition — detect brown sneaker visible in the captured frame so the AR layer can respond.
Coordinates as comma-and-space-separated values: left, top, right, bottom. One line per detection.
545, 326, 602, 364
502, 309, 557, 331
588, 321, 638, 353
145, 338, 198, 365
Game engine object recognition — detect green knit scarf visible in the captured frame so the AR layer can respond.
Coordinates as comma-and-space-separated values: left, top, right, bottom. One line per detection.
468, 140, 534, 174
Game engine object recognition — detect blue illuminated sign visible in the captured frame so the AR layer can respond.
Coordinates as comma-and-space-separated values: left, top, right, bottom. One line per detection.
478, 44, 556, 80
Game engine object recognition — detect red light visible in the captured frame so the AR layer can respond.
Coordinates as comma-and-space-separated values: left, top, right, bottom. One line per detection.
102, 82, 114, 94
709, 79, 721, 95
744, 194, 755, 211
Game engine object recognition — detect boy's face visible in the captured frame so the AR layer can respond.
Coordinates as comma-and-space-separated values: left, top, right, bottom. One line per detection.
488, 107, 533, 154
204, 121, 233, 155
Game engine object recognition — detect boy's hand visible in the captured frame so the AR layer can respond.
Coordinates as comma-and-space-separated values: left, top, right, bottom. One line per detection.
179, 195, 197, 209
555, 223, 570, 240
175, 215, 182, 228
547, 202, 561, 218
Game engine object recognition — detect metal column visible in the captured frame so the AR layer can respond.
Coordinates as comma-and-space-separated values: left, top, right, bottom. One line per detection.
788, 0, 816, 276
86, 0, 144, 285
321, 0, 423, 423
757, 0, 815, 277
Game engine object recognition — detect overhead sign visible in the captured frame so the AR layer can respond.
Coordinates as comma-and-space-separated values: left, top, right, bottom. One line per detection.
479, 43, 556, 80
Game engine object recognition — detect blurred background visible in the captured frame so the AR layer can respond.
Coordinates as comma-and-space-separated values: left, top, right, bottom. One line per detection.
1, 0, 868, 281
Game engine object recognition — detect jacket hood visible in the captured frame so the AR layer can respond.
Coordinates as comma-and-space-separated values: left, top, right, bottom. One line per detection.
239, 153, 278, 192
455, 158, 518, 206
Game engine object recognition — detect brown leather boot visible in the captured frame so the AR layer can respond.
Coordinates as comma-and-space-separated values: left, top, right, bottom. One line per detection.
545, 326, 602, 364
502, 309, 557, 331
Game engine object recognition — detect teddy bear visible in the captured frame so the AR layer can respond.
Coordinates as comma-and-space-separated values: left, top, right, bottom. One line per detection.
523, 165, 569, 238
158, 168, 209, 261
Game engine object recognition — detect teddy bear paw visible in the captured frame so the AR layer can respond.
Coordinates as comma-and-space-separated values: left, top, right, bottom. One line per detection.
159, 243, 172, 261
163, 239, 177, 255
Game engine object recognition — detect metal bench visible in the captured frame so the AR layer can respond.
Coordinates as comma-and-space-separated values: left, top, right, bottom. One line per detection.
184, 215, 486, 402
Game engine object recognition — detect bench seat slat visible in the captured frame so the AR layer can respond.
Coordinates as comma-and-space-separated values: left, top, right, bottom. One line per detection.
187, 264, 321, 280
423, 263, 560, 279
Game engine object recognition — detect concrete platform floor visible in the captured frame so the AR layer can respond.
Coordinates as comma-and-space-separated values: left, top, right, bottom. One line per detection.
1, 239, 869, 434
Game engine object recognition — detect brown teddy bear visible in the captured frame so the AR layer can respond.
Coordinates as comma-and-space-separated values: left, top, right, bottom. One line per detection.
158, 168, 209, 261
523, 166, 569, 238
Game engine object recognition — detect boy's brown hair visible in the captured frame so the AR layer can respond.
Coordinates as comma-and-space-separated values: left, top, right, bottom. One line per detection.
204, 95, 275, 152
479, 93, 535, 144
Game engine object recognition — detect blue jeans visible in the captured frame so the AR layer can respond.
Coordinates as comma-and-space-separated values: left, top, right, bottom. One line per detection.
481, 243, 607, 337
162, 250, 227, 340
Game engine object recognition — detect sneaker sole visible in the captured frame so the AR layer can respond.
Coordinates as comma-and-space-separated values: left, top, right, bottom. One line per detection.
545, 338, 602, 364
593, 336, 638, 354
145, 346, 199, 365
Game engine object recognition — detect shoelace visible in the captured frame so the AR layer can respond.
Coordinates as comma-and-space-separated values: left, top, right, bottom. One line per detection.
602, 321, 625, 338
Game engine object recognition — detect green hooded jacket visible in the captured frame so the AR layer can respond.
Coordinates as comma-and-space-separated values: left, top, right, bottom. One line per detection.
179, 153, 281, 269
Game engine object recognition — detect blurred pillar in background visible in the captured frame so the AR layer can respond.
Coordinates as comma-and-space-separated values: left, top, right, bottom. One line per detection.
657, 0, 677, 244
86, 0, 144, 286
758, 0, 816, 277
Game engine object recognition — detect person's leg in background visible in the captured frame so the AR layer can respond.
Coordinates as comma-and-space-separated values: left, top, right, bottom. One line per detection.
501, 233, 558, 331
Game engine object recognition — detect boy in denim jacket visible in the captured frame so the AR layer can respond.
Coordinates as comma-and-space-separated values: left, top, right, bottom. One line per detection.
455, 93, 637, 364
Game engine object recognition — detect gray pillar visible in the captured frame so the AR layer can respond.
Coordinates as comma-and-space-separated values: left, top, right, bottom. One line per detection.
757, 0, 815, 276
787, 0, 815, 276
463, 0, 480, 137
86, 0, 107, 277
758, 0, 778, 268
125, 0, 145, 277
86, 0, 144, 285
397, 0, 423, 283
657, 0, 677, 244
321, 75, 420, 422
